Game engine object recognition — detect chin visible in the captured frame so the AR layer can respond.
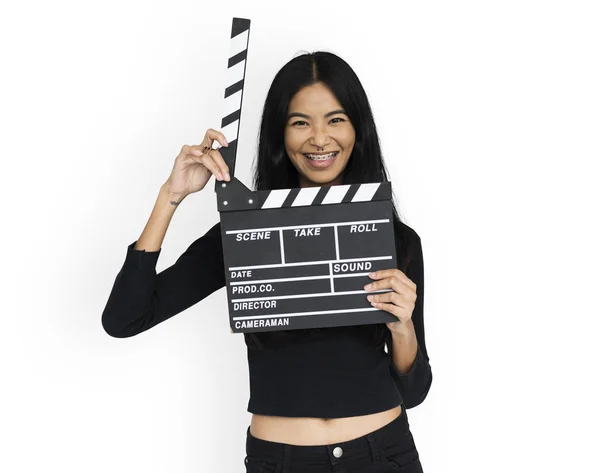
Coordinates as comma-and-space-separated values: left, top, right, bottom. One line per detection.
303, 172, 342, 187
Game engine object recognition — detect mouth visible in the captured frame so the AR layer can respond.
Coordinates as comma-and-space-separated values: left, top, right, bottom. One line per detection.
303, 151, 339, 161
302, 151, 339, 169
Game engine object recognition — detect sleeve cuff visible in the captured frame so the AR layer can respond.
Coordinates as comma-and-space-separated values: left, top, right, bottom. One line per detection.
124, 240, 161, 271
391, 342, 425, 379
389, 344, 433, 408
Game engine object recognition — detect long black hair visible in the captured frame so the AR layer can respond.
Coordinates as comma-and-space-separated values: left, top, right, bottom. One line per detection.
244, 51, 412, 351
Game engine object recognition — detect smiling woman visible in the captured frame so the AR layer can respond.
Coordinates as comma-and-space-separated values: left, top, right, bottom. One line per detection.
102, 50, 431, 473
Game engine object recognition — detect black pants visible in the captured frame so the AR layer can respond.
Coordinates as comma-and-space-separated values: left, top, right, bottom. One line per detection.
244, 405, 423, 473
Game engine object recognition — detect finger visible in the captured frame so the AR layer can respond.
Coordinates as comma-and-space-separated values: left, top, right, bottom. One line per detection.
200, 152, 225, 181
189, 144, 221, 160
205, 148, 231, 181
367, 291, 410, 308
365, 276, 414, 296
369, 269, 415, 288
370, 300, 402, 320
186, 148, 224, 180
204, 128, 229, 148
180, 145, 201, 162
367, 291, 396, 304
364, 276, 396, 292
188, 144, 208, 157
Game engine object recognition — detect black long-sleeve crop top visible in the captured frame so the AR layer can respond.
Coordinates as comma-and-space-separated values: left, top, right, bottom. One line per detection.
101, 220, 433, 417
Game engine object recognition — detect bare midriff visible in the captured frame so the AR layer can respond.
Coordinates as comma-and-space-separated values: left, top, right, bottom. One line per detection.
249, 404, 402, 445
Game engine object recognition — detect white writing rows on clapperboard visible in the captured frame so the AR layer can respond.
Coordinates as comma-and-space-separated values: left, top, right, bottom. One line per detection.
222, 194, 396, 331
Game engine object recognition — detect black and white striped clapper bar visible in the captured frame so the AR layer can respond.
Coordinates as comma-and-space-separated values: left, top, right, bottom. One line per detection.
215, 18, 398, 334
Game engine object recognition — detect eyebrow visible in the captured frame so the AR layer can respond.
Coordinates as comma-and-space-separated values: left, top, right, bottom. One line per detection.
286, 109, 347, 120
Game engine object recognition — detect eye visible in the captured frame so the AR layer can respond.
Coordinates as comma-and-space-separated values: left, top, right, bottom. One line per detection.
290, 117, 345, 126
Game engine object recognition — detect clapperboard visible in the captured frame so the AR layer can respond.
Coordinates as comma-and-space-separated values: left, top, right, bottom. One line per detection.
214, 18, 399, 333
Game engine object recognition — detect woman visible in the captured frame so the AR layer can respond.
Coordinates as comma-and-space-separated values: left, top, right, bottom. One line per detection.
102, 51, 432, 472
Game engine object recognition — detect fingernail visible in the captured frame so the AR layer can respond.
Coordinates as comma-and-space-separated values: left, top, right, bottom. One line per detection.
224, 139, 229, 146
367, 295, 374, 301
225, 172, 231, 181
364, 284, 372, 290
217, 173, 223, 181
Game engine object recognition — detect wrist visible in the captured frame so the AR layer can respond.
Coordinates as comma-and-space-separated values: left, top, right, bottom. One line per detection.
390, 318, 415, 338
160, 183, 186, 206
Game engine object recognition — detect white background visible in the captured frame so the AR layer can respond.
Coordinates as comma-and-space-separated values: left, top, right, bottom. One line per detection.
1, 1, 599, 472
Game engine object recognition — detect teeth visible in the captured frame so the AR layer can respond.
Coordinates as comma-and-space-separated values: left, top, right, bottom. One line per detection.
305, 152, 338, 161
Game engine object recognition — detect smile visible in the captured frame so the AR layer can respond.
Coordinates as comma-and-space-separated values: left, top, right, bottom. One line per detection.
303, 151, 339, 161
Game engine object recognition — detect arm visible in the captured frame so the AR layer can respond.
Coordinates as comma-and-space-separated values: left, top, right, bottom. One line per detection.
101, 185, 225, 338
386, 231, 433, 408
134, 183, 184, 253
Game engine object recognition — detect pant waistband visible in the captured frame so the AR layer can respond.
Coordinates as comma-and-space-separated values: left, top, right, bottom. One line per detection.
245, 405, 409, 464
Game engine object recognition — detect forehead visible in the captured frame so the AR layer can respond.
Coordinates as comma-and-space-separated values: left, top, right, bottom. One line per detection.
288, 83, 342, 110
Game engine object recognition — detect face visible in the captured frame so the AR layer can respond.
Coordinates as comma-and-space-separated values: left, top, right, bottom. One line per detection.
284, 82, 356, 188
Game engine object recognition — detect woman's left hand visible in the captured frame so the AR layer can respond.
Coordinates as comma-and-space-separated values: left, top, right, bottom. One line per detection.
364, 269, 417, 333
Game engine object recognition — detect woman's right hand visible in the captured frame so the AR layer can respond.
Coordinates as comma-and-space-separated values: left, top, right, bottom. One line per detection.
164, 128, 230, 199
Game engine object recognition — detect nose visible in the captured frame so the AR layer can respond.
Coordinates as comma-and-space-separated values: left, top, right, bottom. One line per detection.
309, 124, 331, 149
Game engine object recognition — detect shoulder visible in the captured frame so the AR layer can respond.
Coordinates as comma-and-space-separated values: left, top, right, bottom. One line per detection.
185, 221, 222, 252
205, 220, 221, 236
396, 219, 420, 239
392, 219, 423, 277
394, 219, 422, 252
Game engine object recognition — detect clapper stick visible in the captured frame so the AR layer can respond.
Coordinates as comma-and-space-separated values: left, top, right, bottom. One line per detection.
219, 18, 249, 178
215, 18, 399, 334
